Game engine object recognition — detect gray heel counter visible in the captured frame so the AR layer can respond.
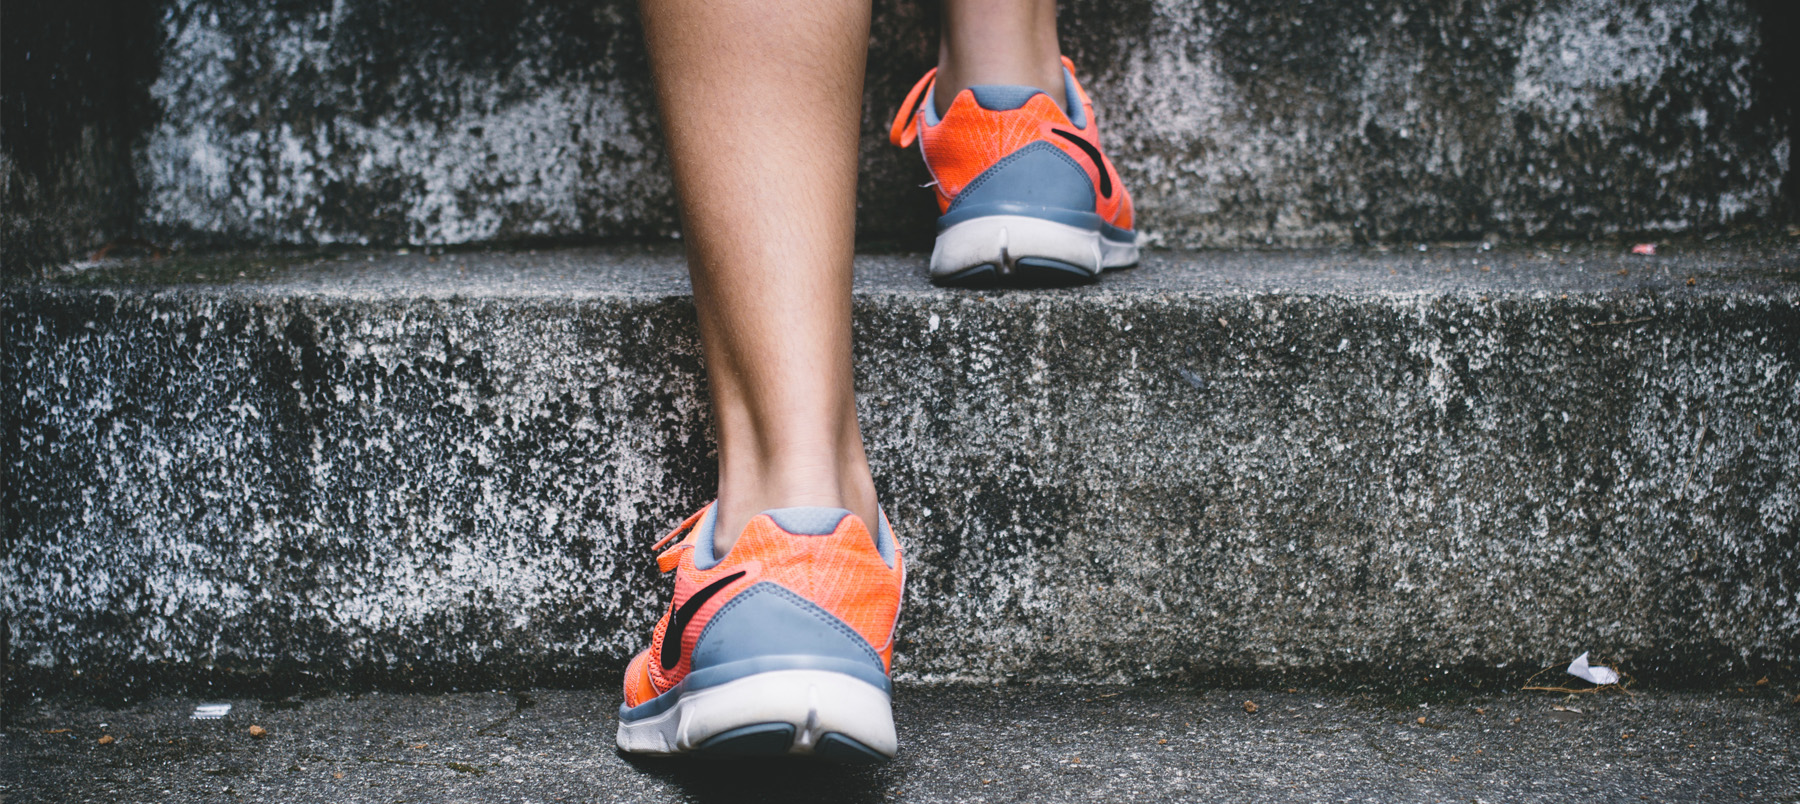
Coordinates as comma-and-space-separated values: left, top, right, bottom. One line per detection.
763, 507, 851, 535
691, 582, 884, 673
948, 141, 1096, 215
967, 85, 1045, 111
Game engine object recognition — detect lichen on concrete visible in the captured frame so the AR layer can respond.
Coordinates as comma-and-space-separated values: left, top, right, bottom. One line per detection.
1063, 0, 1791, 246
138, 0, 677, 247
4, 244, 1795, 690
117, 0, 1794, 251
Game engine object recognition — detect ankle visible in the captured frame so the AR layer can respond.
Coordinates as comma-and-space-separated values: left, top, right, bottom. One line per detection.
935, 0, 1065, 116
934, 53, 1066, 116
712, 456, 880, 557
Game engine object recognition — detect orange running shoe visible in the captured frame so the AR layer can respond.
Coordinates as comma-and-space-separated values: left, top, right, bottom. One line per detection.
889, 57, 1138, 287
615, 504, 905, 761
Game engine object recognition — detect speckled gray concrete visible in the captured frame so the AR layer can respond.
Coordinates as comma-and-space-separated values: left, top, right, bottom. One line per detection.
126, 0, 1799, 246
4, 243, 1796, 691
4, 0, 1796, 274
4, 684, 1798, 803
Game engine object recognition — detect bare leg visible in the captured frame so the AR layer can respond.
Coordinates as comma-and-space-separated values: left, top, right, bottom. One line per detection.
936, 0, 1065, 115
639, 0, 878, 553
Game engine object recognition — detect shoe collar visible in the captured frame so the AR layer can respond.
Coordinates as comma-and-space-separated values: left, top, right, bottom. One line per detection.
922, 66, 1087, 130
657, 502, 897, 571
889, 57, 1090, 148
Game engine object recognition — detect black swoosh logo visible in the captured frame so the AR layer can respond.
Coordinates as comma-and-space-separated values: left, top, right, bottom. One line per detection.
1049, 128, 1112, 199
660, 571, 746, 670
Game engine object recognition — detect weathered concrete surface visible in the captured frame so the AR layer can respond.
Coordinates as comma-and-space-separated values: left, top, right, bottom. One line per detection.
4, 684, 1797, 803
135, 0, 1797, 247
4, 243, 1796, 692
4, 0, 1796, 275
0, 1, 162, 273
135, 0, 676, 250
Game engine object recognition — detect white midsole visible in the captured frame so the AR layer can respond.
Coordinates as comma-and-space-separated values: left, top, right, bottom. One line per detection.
615, 670, 897, 757
930, 214, 1139, 278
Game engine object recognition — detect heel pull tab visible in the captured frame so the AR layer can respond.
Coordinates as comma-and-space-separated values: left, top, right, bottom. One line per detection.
651, 504, 712, 572
889, 68, 937, 148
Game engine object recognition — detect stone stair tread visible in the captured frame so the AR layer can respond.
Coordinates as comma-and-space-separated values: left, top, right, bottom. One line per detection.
24, 240, 1800, 297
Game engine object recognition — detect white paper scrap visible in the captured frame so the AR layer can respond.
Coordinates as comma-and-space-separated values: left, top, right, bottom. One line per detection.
1566, 652, 1619, 686
191, 703, 233, 720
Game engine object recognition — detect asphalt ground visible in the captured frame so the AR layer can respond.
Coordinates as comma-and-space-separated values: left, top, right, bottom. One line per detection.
5, 683, 1796, 803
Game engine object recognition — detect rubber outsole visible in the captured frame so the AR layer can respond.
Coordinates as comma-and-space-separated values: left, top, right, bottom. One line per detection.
930, 214, 1138, 289
692, 723, 888, 763
616, 669, 897, 762
695, 723, 796, 757
938, 257, 1098, 289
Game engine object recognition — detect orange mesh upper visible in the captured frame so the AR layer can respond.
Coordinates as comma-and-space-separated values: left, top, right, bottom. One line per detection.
623, 650, 659, 707
890, 57, 1133, 229
623, 506, 905, 708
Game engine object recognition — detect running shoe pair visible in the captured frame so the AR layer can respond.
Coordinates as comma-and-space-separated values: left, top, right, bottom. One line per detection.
615, 61, 1134, 761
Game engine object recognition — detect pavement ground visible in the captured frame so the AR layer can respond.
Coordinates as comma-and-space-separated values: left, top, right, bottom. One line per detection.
5, 683, 1796, 803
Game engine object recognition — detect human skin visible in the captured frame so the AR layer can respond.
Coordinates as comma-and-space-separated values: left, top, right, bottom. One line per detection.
637, 0, 1064, 552
935, 0, 1065, 116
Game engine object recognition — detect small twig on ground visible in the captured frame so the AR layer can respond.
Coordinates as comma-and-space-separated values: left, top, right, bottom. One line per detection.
1684, 412, 1708, 498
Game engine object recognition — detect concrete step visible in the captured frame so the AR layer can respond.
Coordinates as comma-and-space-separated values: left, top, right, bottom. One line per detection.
4, 0, 1795, 272
3, 242, 1798, 693
5, 683, 1797, 802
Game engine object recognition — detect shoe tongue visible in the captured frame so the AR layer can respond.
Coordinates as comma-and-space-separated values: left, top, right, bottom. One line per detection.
967, 85, 1047, 112
764, 507, 852, 536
